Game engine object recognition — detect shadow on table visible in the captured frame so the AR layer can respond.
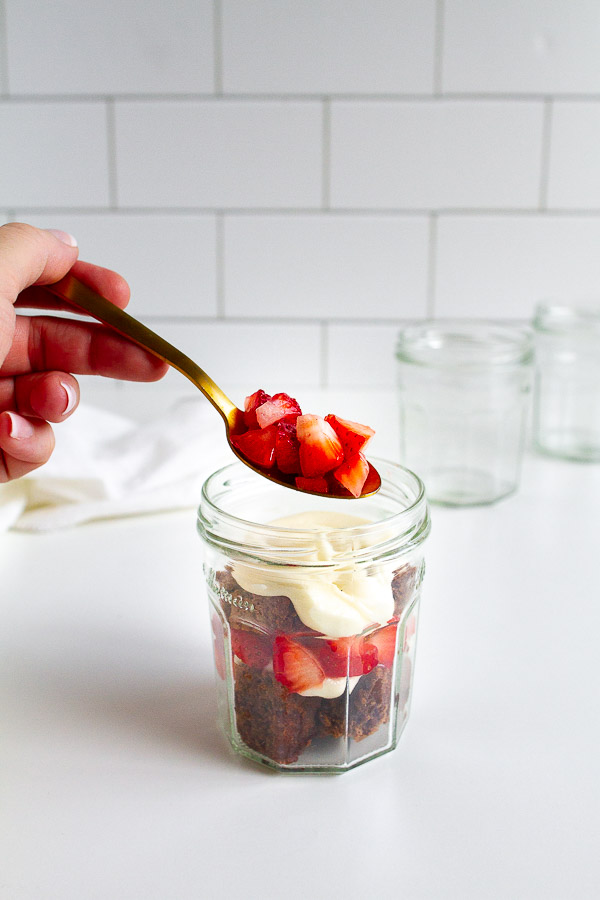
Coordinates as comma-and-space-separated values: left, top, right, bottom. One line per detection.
12, 647, 232, 766
89, 675, 228, 763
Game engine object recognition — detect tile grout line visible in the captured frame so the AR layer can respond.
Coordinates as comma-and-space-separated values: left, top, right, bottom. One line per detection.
538, 98, 553, 210
321, 98, 331, 210
8, 91, 600, 102
215, 212, 225, 317
426, 213, 438, 317
11, 205, 600, 218
105, 98, 119, 209
213, 0, 223, 95
0, 0, 8, 96
433, 0, 445, 96
138, 314, 428, 326
319, 321, 329, 388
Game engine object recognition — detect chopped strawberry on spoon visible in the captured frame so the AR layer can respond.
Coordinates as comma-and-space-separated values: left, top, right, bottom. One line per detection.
296, 414, 344, 477
231, 389, 378, 498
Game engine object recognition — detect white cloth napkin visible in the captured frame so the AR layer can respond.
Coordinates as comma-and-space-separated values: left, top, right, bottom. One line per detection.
0, 398, 230, 532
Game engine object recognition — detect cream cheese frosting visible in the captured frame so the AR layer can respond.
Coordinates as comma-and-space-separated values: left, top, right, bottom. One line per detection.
299, 675, 361, 699
232, 510, 395, 639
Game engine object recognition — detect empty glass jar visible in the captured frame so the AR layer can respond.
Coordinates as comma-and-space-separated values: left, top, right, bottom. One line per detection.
197, 459, 429, 774
396, 320, 534, 506
533, 303, 600, 462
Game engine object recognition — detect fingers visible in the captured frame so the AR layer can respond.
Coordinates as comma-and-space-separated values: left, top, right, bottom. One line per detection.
0, 411, 55, 483
0, 372, 79, 422
0, 223, 79, 305
25, 372, 79, 421
2, 315, 168, 382
16, 259, 131, 313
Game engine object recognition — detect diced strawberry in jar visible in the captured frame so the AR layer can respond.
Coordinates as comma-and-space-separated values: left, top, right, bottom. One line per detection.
364, 623, 398, 669
310, 635, 378, 678
273, 635, 325, 693
230, 628, 273, 669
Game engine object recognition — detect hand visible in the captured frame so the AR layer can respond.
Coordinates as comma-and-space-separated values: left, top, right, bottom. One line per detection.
0, 222, 168, 482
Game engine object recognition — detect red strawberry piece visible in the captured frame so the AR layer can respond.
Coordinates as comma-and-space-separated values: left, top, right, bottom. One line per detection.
325, 414, 375, 456
211, 614, 226, 680
310, 636, 378, 678
275, 422, 301, 474
365, 623, 398, 669
295, 475, 329, 494
296, 414, 344, 477
243, 389, 272, 428
230, 628, 272, 669
273, 635, 325, 693
232, 425, 277, 468
273, 392, 302, 419
255, 392, 302, 429
332, 452, 370, 498
403, 614, 416, 651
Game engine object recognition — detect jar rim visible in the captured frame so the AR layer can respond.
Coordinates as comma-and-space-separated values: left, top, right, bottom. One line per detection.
198, 458, 430, 564
534, 301, 600, 333
396, 319, 533, 368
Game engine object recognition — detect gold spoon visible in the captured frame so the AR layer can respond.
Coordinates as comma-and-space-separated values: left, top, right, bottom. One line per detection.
45, 273, 381, 499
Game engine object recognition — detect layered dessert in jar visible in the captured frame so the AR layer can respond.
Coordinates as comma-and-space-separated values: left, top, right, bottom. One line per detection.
212, 513, 420, 766
199, 455, 429, 773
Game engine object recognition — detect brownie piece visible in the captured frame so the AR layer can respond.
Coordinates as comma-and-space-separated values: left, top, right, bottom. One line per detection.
216, 568, 310, 634
234, 663, 321, 764
317, 666, 393, 742
391, 564, 417, 618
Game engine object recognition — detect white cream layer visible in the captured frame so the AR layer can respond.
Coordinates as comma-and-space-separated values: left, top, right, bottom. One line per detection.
232, 510, 395, 639
299, 675, 361, 699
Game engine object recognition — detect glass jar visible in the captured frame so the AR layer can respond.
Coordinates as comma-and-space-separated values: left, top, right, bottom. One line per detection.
396, 320, 533, 506
197, 458, 429, 774
533, 303, 600, 462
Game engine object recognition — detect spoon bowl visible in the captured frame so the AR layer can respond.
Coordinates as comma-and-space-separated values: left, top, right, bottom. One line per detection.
45, 274, 381, 499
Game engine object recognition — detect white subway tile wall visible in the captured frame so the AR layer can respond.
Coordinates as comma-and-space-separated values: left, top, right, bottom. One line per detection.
2, 0, 600, 395
114, 100, 323, 208
142, 320, 322, 393
442, 0, 600, 94
221, 0, 436, 94
21, 213, 218, 316
436, 215, 600, 317
547, 103, 600, 209
224, 215, 429, 319
4, 0, 214, 95
330, 100, 545, 209
327, 323, 403, 388
0, 103, 110, 206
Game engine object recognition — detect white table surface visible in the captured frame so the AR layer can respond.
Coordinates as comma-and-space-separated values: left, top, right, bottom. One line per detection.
2, 395, 599, 900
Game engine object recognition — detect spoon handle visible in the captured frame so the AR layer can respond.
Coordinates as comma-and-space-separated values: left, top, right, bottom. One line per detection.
46, 273, 241, 429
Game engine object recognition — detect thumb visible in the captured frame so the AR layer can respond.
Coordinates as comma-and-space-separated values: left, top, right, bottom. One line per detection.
0, 222, 79, 306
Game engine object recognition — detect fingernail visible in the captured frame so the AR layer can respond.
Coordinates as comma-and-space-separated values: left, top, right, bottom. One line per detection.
6, 412, 35, 440
46, 228, 78, 248
60, 380, 77, 415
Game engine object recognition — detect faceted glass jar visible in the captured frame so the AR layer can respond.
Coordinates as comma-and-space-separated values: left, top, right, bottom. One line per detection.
396, 321, 533, 506
533, 303, 600, 462
197, 459, 429, 774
